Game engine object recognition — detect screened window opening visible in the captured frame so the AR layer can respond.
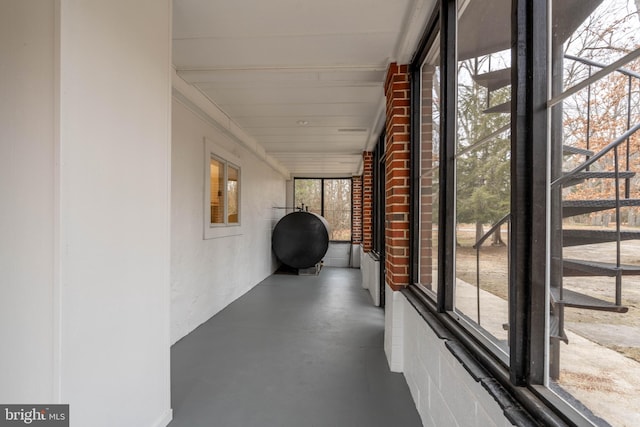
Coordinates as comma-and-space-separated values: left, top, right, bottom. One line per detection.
416, 38, 441, 297
410, 0, 640, 425
454, 0, 512, 354
547, 0, 640, 423
294, 178, 352, 241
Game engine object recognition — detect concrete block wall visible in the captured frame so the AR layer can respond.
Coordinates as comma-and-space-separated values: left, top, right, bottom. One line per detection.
384, 286, 405, 372
386, 290, 514, 427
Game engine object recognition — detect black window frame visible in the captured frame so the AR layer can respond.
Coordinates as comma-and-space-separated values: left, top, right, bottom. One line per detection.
293, 177, 353, 243
406, 1, 593, 425
372, 133, 386, 257
372, 133, 386, 307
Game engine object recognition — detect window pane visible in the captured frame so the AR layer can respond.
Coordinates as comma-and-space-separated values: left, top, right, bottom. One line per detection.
373, 142, 385, 254
227, 165, 239, 224
548, 0, 640, 424
210, 157, 224, 224
324, 179, 352, 241
418, 42, 440, 294
455, 0, 511, 352
294, 179, 322, 215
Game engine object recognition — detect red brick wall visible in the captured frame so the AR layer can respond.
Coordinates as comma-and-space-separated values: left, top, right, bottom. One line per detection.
352, 175, 363, 245
420, 65, 435, 289
362, 152, 374, 252
384, 63, 411, 291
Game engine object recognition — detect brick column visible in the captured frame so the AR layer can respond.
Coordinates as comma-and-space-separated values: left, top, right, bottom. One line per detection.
362, 151, 374, 252
384, 63, 411, 291
420, 65, 435, 289
352, 175, 363, 245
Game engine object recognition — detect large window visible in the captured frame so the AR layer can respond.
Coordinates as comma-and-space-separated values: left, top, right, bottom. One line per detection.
415, 34, 441, 298
294, 178, 352, 241
454, 2, 512, 354
410, 0, 640, 425
373, 136, 386, 306
547, 0, 640, 424
413, 0, 512, 357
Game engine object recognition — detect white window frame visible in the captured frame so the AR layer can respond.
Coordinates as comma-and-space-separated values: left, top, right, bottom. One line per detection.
203, 137, 242, 239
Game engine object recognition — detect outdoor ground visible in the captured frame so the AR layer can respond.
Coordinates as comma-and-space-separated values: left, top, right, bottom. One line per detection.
452, 224, 640, 426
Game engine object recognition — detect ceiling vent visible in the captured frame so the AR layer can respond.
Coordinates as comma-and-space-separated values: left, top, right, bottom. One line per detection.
337, 128, 368, 133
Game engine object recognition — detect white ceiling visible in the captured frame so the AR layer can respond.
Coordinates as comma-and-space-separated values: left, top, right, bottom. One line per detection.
173, 0, 435, 177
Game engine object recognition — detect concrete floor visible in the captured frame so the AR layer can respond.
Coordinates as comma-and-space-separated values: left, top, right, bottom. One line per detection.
169, 267, 422, 427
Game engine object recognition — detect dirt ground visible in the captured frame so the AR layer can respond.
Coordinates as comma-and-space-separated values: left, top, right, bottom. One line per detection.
455, 228, 640, 362
452, 225, 640, 426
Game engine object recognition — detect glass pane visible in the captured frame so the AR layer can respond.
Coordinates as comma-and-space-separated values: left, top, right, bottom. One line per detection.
227, 165, 239, 224
324, 179, 352, 241
454, 0, 511, 352
210, 157, 224, 224
373, 144, 385, 254
418, 42, 440, 294
548, 0, 640, 424
294, 179, 322, 215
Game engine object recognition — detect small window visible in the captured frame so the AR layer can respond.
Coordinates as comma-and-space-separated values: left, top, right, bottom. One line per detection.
227, 165, 239, 224
204, 138, 242, 239
210, 157, 225, 224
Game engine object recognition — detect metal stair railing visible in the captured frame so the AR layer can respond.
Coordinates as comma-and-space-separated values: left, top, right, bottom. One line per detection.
554, 123, 640, 307
455, 123, 510, 159
548, 48, 640, 108
471, 213, 511, 326
552, 51, 640, 308
563, 53, 640, 196
462, 51, 639, 323
552, 123, 640, 188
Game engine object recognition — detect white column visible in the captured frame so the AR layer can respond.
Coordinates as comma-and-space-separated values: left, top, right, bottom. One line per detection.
57, 1, 172, 426
0, 1, 173, 426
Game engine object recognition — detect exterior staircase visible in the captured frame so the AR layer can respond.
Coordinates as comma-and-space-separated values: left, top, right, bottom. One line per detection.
472, 52, 640, 363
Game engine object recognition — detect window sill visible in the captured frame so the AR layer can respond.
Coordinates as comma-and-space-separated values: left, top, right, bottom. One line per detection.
401, 285, 574, 427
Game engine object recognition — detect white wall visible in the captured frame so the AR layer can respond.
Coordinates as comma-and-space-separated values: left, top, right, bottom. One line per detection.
57, 2, 173, 426
384, 286, 404, 371
351, 244, 361, 268
2, 2, 173, 426
0, 1, 172, 426
171, 97, 286, 344
385, 287, 513, 427
361, 251, 381, 306
0, 1, 56, 403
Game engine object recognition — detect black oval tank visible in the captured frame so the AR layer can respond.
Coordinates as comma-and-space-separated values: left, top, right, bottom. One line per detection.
272, 211, 329, 269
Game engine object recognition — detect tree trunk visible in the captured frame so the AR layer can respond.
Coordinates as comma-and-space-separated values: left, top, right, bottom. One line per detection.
475, 221, 484, 245
491, 224, 505, 246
